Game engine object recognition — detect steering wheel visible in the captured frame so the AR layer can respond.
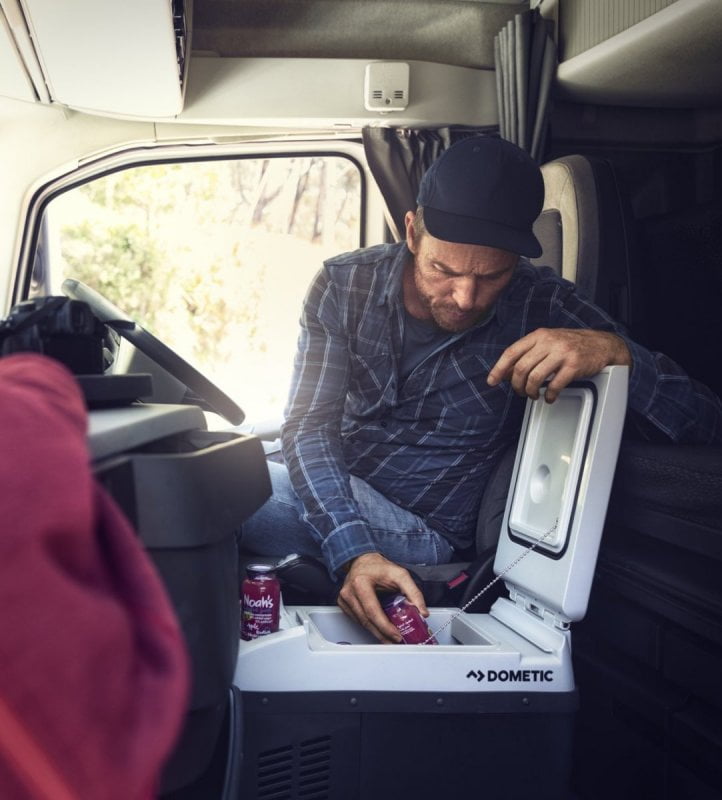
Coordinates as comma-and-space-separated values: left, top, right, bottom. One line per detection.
62, 278, 245, 425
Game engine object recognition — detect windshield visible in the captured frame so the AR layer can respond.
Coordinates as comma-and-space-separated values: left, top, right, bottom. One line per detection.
31, 153, 364, 422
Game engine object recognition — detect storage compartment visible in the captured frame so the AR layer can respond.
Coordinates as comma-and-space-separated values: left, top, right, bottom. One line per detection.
91, 407, 271, 791
96, 428, 270, 548
305, 607, 492, 647
95, 427, 271, 703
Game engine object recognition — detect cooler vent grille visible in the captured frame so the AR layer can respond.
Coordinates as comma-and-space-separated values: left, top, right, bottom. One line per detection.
256, 736, 332, 799
257, 744, 293, 798
299, 736, 331, 798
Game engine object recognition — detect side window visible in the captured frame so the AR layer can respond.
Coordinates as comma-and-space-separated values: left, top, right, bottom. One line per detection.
32, 155, 363, 421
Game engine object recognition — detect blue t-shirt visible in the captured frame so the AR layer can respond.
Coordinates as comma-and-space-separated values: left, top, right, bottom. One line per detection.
400, 310, 451, 381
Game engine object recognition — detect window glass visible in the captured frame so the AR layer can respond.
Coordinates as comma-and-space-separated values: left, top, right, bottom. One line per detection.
34, 155, 363, 422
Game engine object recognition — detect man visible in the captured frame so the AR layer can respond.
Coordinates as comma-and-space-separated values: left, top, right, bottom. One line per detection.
242, 136, 722, 643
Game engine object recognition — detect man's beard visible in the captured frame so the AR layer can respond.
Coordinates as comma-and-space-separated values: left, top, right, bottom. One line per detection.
414, 279, 484, 333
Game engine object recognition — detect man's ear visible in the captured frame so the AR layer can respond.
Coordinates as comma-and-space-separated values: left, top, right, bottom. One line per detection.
404, 210, 417, 253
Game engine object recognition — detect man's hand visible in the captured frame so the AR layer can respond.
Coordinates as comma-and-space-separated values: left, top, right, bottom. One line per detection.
487, 328, 631, 403
337, 552, 428, 643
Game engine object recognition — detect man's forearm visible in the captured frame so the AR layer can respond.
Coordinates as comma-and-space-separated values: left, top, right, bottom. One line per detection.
281, 423, 379, 576
624, 339, 722, 445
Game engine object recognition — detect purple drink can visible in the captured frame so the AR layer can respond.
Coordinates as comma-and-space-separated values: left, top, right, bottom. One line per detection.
241, 564, 281, 641
381, 594, 438, 645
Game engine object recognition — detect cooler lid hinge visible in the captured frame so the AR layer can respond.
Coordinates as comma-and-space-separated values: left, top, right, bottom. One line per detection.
509, 587, 571, 632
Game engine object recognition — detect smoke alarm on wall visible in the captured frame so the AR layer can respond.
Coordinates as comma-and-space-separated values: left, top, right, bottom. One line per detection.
364, 62, 410, 111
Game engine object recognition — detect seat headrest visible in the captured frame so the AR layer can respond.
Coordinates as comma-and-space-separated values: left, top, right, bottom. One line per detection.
532, 155, 601, 283
531, 154, 633, 329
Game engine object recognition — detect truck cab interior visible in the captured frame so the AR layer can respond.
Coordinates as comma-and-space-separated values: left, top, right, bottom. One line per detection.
0, 1, 721, 799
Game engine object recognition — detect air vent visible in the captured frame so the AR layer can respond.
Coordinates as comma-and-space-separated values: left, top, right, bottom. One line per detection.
364, 61, 410, 111
257, 744, 294, 799
256, 736, 332, 799
298, 736, 331, 798
171, 0, 188, 87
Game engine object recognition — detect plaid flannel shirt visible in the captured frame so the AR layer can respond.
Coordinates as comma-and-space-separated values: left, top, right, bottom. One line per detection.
281, 242, 722, 576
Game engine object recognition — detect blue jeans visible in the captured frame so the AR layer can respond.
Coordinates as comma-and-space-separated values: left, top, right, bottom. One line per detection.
241, 460, 455, 571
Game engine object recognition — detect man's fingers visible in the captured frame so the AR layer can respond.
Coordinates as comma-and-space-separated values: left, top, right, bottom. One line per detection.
507, 351, 554, 398
337, 553, 430, 642
338, 576, 402, 643
338, 593, 398, 643
354, 580, 404, 642
487, 337, 534, 386
488, 329, 632, 401
488, 334, 557, 396
543, 365, 577, 403
521, 354, 572, 400
395, 571, 428, 617
494, 339, 560, 399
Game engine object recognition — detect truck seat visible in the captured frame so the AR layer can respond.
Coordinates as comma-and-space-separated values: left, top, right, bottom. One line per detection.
532, 154, 635, 331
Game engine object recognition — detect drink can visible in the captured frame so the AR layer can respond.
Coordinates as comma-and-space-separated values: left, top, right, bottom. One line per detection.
381, 594, 438, 645
241, 563, 281, 641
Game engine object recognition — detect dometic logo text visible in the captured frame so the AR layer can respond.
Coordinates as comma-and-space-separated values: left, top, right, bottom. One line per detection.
466, 669, 554, 683
243, 594, 275, 609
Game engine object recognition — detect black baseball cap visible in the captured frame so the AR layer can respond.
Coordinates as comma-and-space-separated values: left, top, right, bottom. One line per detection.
416, 136, 544, 257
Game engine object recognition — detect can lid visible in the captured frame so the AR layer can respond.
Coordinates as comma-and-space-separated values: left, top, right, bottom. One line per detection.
246, 563, 277, 578
380, 592, 406, 609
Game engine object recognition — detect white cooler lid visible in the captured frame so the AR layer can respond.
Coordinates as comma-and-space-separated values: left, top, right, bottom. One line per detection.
493, 365, 628, 623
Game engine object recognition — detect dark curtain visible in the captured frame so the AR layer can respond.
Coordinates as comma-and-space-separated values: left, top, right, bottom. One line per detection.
361, 13, 555, 238
494, 9, 556, 162
361, 127, 463, 241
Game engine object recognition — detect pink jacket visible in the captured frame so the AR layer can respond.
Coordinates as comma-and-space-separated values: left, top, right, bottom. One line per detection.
0, 354, 189, 800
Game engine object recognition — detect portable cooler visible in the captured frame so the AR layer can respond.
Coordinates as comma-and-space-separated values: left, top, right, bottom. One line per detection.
234, 366, 628, 800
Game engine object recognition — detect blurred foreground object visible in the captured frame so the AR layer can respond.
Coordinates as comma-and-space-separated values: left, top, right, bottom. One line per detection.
0, 353, 189, 800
